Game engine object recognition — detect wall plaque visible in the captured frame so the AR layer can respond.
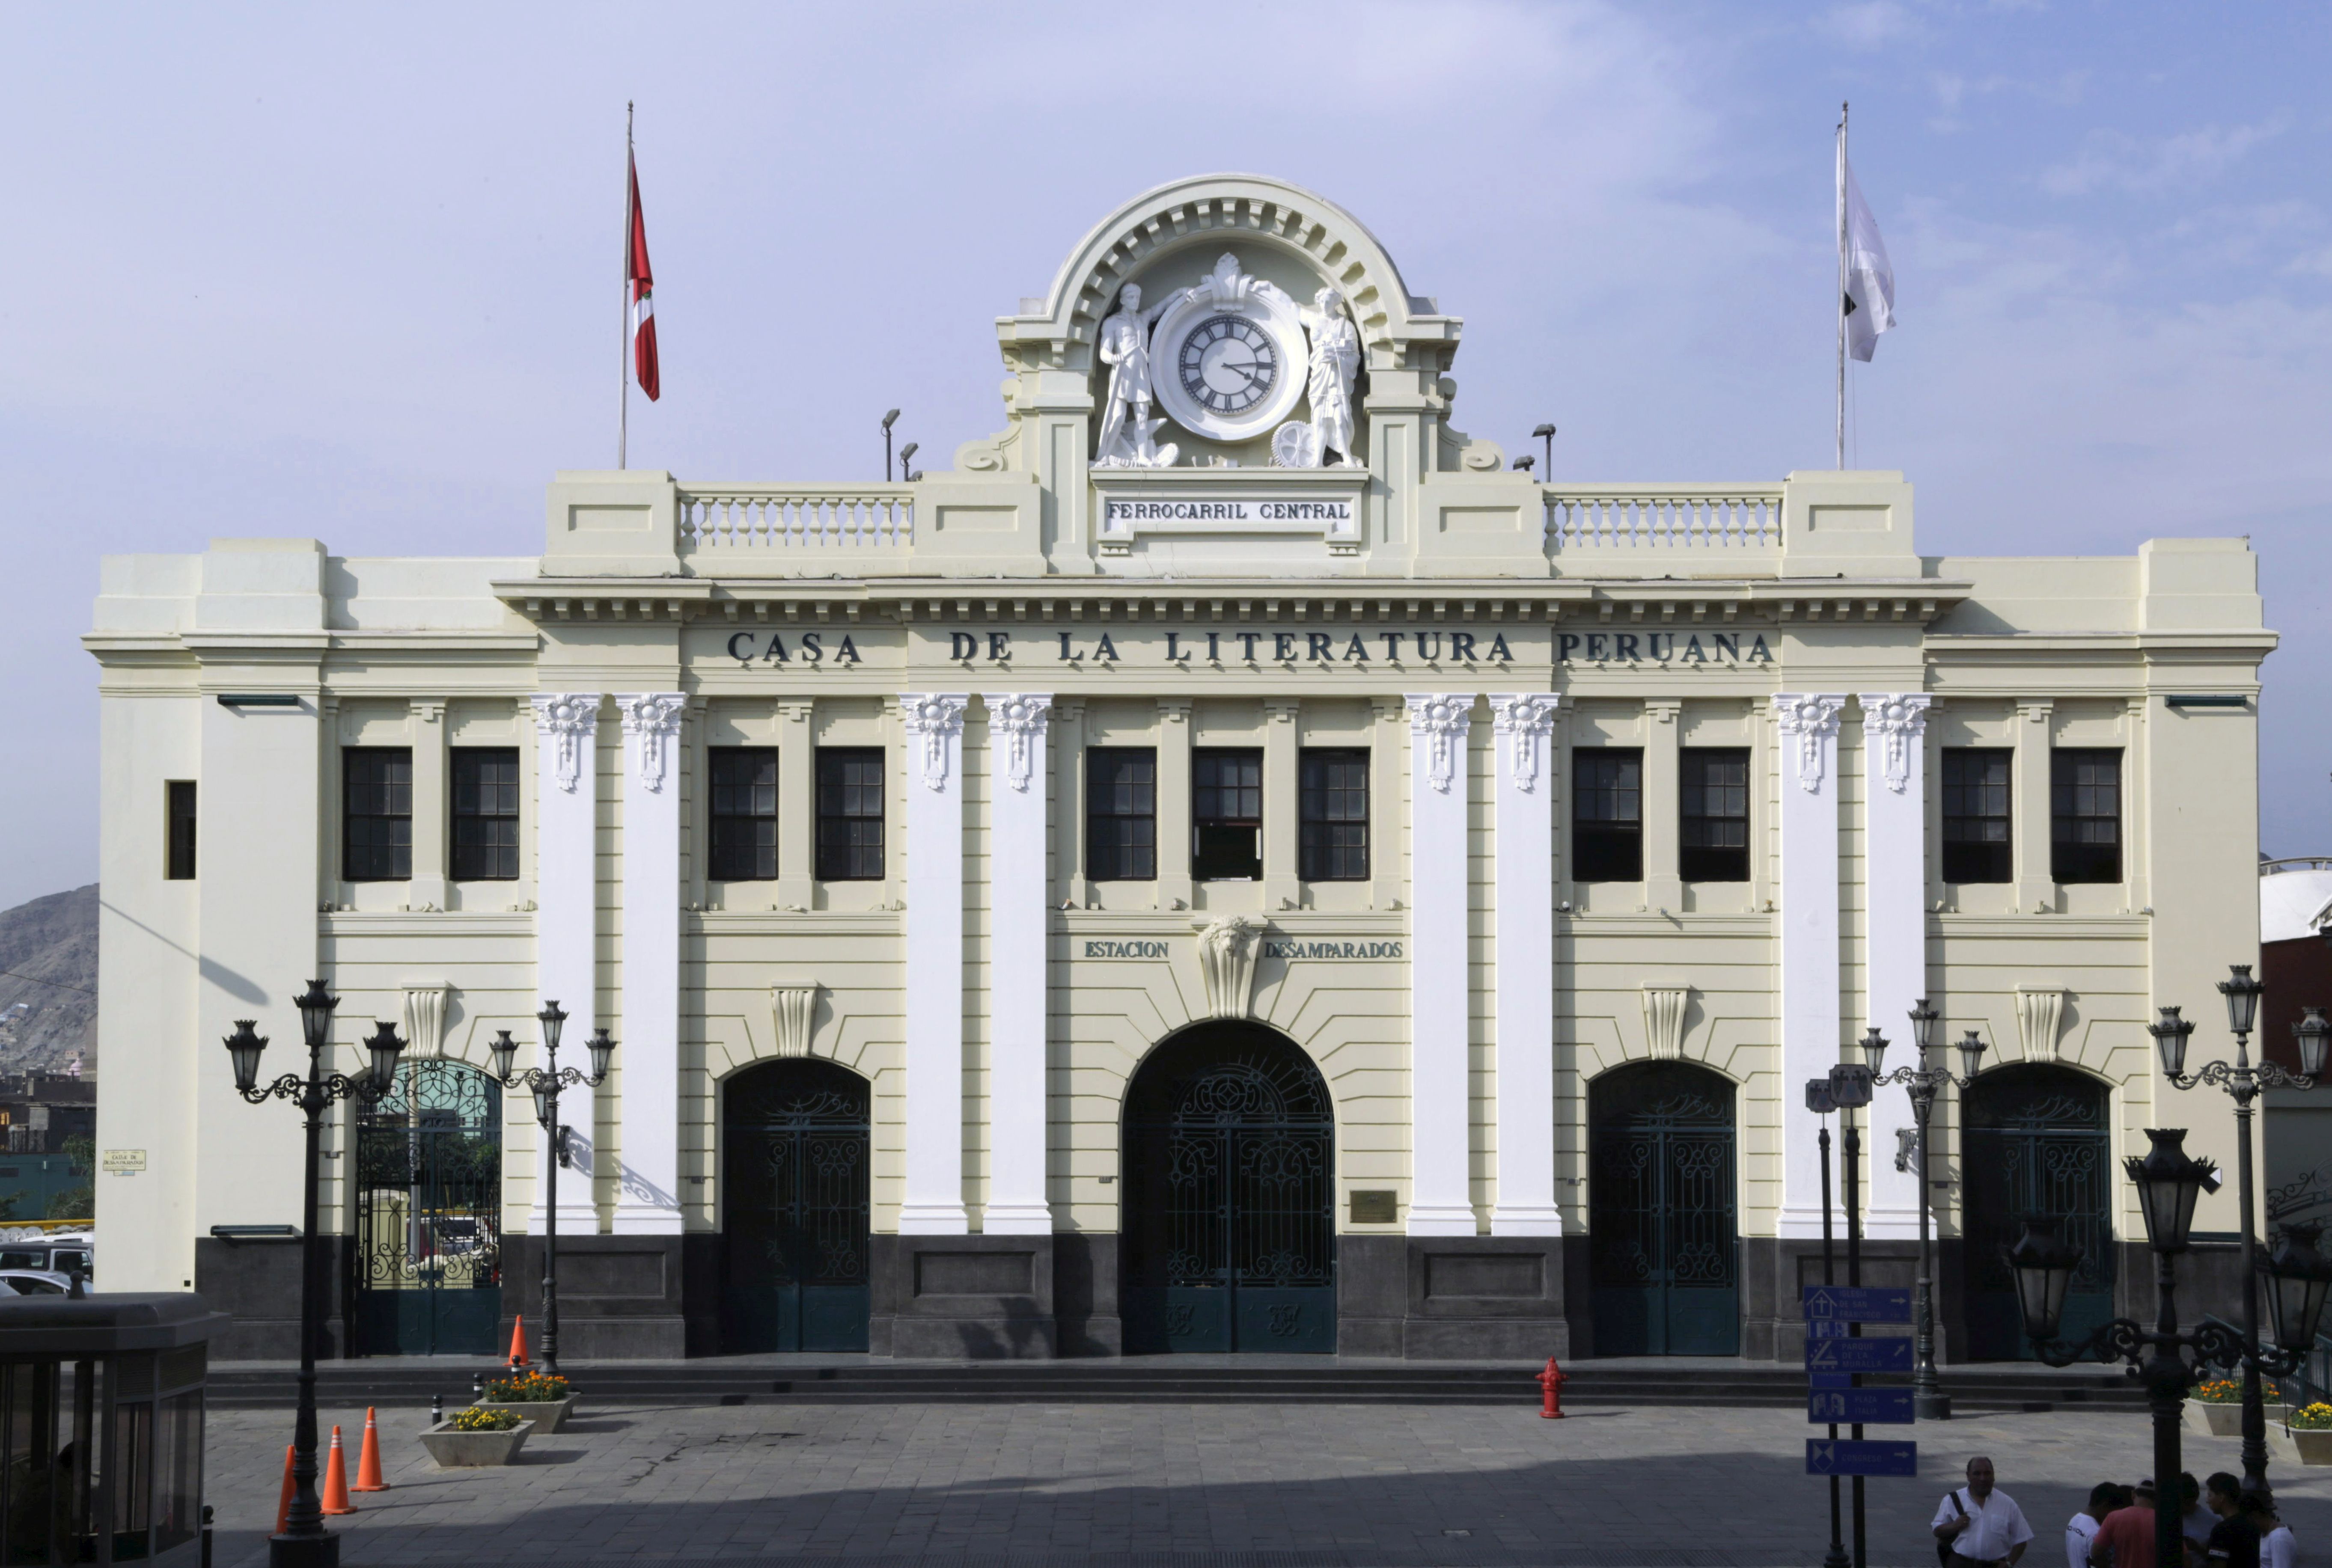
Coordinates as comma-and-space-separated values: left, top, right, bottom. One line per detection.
1349, 1189, 1398, 1224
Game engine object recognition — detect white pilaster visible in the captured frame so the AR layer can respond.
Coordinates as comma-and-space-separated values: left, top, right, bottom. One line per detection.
900, 693, 970, 1234
1489, 694, 1563, 1236
1775, 693, 1847, 1240
1407, 692, 1478, 1236
1859, 692, 1933, 1240
611, 692, 685, 1234
529, 692, 602, 1232
982, 692, 1053, 1235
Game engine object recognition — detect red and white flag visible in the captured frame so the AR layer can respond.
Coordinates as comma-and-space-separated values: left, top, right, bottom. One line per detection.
627, 150, 659, 401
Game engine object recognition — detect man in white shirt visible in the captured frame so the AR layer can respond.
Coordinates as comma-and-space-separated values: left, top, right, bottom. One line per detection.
1935, 1456, 2037, 1568
2067, 1484, 2123, 1568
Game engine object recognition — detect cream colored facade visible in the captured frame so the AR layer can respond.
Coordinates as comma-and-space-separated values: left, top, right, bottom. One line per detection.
87, 175, 2270, 1361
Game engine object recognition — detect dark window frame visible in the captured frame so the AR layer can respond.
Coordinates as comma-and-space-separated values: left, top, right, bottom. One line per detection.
342, 747, 413, 882
1941, 747, 2013, 885
1572, 748, 1644, 883
1679, 747, 1750, 882
450, 747, 522, 881
2051, 748, 2123, 885
815, 747, 886, 882
1086, 747, 1158, 882
1299, 748, 1370, 882
1193, 747, 1264, 882
165, 781, 197, 881
708, 746, 781, 882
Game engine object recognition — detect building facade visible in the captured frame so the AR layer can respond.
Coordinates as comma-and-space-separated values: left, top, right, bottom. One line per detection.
89, 175, 2273, 1361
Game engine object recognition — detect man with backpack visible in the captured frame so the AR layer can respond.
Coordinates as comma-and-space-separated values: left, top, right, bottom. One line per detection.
1935, 1456, 2036, 1568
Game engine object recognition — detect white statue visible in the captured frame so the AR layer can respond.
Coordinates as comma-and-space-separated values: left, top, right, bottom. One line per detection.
1094, 282, 1187, 468
1253, 281, 1362, 466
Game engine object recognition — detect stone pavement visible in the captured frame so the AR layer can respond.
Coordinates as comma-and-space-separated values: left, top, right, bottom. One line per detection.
207, 1398, 2332, 1567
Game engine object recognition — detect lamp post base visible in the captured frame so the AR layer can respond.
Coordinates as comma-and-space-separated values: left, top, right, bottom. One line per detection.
1915, 1390, 1953, 1421
271, 1529, 340, 1568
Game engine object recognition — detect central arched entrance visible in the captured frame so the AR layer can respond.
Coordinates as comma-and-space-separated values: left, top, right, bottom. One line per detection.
1588, 1060, 1740, 1356
722, 1058, 872, 1353
1122, 1022, 1336, 1354
1961, 1064, 2114, 1360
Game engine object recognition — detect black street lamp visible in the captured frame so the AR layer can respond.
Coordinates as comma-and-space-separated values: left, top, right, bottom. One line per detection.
225, 980, 403, 1568
489, 1001, 613, 1375
881, 408, 901, 481
1531, 422, 1556, 475
2152, 964, 2325, 1491
1823, 1055, 1874, 1568
1870, 1002, 1986, 1420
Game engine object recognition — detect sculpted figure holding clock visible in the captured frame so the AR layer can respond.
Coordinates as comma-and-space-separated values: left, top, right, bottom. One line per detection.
1095, 282, 1190, 468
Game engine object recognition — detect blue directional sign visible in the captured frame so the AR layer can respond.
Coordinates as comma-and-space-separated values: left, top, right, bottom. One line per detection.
1807, 1439, 1918, 1477
1803, 1285, 1913, 1323
1809, 1388, 1915, 1425
1806, 1335, 1914, 1373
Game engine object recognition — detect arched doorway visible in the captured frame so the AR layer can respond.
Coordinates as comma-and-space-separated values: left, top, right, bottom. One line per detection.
1962, 1064, 2114, 1360
1588, 1060, 1740, 1356
722, 1059, 872, 1353
353, 1058, 503, 1355
1123, 1022, 1336, 1354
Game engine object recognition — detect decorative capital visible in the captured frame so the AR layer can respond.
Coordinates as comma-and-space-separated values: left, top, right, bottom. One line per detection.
1489, 693, 1561, 794
615, 692, 687, 793
901, 692, 969, 792
983, 692, 1053, 793
1192, 915, 1267, 1022
530, 693, 601, 793
1856, 692, 1933, 794
1771, 693, 1846, 795
1405, 693, 1475, 795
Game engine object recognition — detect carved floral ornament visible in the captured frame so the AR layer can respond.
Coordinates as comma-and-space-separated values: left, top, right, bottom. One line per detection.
982, 692, 1052, 793
1490, 694, 1561, 793
1857, 693, 1933, 795
1193, 915, 1267, 1022
616, 692, 687, 793
901, 693, 968, 792
1770, 693, 1847, 795
1406, 693, 1474, 794
529, 692, 601, 794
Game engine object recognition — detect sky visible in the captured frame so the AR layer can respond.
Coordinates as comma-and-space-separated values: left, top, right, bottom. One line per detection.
2, 1, 2328, 912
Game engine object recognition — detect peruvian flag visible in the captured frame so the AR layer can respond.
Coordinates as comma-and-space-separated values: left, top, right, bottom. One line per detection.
627, 150, 659, 401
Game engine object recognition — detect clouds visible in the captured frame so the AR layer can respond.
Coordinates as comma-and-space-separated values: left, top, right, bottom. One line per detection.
2041, 119, 2288, 195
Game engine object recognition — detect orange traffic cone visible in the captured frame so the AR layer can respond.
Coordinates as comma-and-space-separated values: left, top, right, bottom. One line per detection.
353, 1406, 389, 1492
273, 1444, 295, 1534
320, 1425, 357, 1515
507, 1314, 531, 1367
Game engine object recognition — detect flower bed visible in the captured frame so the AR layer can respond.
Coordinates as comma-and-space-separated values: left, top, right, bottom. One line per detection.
419, 1413, 535, 1468
475, 1370, 579, 1433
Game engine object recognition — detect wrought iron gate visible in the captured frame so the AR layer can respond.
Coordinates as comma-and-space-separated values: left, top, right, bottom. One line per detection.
1124, 1025, 1336, 1354
353, 1059, 503, 1355
1963, 1066, 2114, 1360
723, 1060, 871, 1353
1589, 1062, 1740, 1356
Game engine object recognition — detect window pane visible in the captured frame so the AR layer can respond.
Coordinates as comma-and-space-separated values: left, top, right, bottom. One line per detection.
1299, 748, 1369, 882
1193, 748, 1262, 880
710, 748, 780, 882
450, 748, 521, 881
343, 748, 413, 882
2051, 748, 2121, 884
1572, 749, 1643, 882
1679, 748, 1750, 882
816, 748, 885, 880
1087, 748, 1157, 882
165, 781, 197, 880
1941, 748, 2013, 884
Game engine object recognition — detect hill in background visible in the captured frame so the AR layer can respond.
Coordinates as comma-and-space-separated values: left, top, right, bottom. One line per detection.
0, 885, 95, 1075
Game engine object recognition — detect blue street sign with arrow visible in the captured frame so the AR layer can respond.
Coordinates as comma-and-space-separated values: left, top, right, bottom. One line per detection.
1806, 1335, 1914, 1373
1808, 1388, 1915, 1424
1806, 1439, 1918, 1477
1802, 1285, 1913, 1323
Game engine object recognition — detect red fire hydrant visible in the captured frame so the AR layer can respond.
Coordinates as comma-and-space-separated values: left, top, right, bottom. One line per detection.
1536, 1356, 1566, 1419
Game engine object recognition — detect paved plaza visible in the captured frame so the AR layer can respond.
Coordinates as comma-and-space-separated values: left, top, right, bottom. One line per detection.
205, 1395, 2332, 1567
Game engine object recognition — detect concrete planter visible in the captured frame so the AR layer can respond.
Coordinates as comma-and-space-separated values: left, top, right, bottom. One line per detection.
474, 1396, 577, 1433
2186, 1401, 2293, 1438
418, 1419, 535, 1467
2269, 1425, 2332, 1466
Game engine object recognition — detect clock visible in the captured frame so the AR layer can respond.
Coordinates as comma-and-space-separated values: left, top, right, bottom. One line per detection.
1177, 315, 1278, 417
1148, 274, 1307, 443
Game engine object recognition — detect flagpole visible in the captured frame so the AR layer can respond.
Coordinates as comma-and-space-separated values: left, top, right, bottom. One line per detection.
620, 102, 634, 471
1836, 101, 1849, 471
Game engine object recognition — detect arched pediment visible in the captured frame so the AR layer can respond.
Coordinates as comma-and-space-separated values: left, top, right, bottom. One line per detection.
995, 173, 1460, 370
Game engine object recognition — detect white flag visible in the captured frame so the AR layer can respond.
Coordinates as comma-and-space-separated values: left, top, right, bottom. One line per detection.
1841, 157, 1895, 362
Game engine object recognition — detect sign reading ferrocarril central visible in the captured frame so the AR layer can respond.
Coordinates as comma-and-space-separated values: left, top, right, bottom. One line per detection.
1102, 499, 1353, 524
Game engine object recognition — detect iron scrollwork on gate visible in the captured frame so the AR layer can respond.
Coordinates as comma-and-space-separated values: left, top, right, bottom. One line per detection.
1965, 1074, 2112, 1297
354, 1059, 503, 1353
729, 1072, 870, 1293
1589, 1082, 1739, 1293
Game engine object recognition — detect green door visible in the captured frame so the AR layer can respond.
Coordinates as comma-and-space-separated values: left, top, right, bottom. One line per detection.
353, 1060, 503, 1356
723, 1060, 872, 1353
1589, 1062, 1740, 1356
1963, 1066, 2114, 1360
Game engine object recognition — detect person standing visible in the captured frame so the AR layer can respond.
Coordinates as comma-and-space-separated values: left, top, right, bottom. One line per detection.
2181, 1474, 2215, 1568
2091, 1481, 2159, 1568
2070, 1484, 2124, 1568
2243, 1490, 2292, 1568
1936, 1456, 2037, 1568
2201, 1474, 2261, 1568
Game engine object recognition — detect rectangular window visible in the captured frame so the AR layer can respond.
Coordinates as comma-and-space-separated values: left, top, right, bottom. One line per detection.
1193, 747, 1263, 881
2052, 748, 2123, 884
815, 748, 885, 881
1572, 748, 1643, 882
450, 748, 521, 881
165, 781, 197, 880
342, 748, 412, 882
1941, 748, 2013, 884
708, 747, 779, 882
1299, 748, 1370, 882
1086, 748, 1157, 882
1679, 748, 1750, 882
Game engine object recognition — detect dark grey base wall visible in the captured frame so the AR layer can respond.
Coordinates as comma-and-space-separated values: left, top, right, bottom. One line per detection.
498, 1234, 687, 1361
1740, 1238, 1924, 1363
196, 1234, 347, 1360
1054, 1232, 1121, 1356
871, 1234, 1057, 1358
1339, 1235, 1570, 1360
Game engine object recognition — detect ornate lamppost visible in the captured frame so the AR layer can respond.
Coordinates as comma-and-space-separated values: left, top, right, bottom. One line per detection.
1865, 1002, 1987, 1420
2010, 1128, 2332, 1568
2148, 966, 2330, 1491
224, 980, 405, 1568
488, 1001, 613, 1375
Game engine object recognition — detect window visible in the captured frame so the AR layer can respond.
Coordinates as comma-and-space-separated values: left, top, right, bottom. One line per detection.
1680, 748, 1750, 882
342, 748, 413, 881
1086, 748, 1157, 882
165, 781, 197, 880
450, 748, 521, 880
2052, 748, 2122, 884
1299, 748, 1370, 881
1941, 748, 2012, 884
708, 747, 780, 881
815, 748, 885, 880
1193, 748, 1263, 881
1572, 749, 1643, 882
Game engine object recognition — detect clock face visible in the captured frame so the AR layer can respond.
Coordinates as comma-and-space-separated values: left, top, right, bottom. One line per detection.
1176, 314, 1279, 416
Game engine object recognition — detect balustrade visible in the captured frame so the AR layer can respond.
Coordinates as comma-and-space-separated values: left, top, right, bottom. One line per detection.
1544, 487, 1783, 549
678, 486, 914, 551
